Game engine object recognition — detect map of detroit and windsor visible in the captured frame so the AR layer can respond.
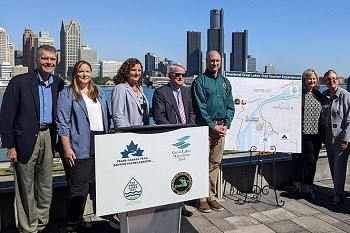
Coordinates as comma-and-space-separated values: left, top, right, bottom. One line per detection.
224, 72, 302, 153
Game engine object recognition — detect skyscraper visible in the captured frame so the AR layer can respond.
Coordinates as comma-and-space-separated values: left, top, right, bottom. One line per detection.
145, 52, 159, 76
78, 44, 98, 77
265, 64, 275, 73
0, 26, 9, 63
34, 31, 54, 69
60, 20, 82, 77
157, 58, 173, 76
15, 50, 23, 66
246, 55, 256, 72
230, 30, 248, 72
207, 8, 225, 74
8, 43, 15, 66
0, 62, 12, 78
99, 60, 122, 78
23, 28, 37, 72
187, 31, 202, 76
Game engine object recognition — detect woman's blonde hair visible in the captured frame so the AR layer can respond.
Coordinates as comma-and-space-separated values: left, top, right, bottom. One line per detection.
302, 69, 319, 91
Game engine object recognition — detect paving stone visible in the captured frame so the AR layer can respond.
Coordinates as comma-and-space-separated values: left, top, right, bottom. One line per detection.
221, 196, 255, 211
312, 212, 340, 224
185, 215, 221, 233
265, 219, 306, 233
260, 208, 297, 221
249, 201, 281, 212
331, 221, 350, 232
224, 215, 260, 229
224, 193, 261, 205
189, 208, 205, 217
224, 224, 275, 233
258, 188, 284, 202
181, 217, 202, 233
229, 207, 257, 216
282, 200, 319, 216
249, 212, 274, 223
211, 219, 235, 232
298, 197, 339, 213
184, 204, 196, 212
204, 209, 233, 221
184, 203, 205, 217
311, 188, 333, 197
291, 215, 345, 233
324, 208, 350, 221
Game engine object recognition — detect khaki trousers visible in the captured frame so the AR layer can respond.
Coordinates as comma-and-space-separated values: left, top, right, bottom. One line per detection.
200, 129, 225, 202
14, 129, 53, 233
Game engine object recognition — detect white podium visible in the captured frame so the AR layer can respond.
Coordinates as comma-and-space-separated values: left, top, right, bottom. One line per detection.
95, 125, 209, 233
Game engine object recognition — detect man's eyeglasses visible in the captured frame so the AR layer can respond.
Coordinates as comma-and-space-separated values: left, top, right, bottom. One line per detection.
174, 73, 185, 77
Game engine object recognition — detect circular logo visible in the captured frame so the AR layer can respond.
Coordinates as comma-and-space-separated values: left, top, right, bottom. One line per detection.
171, 172, 192, 195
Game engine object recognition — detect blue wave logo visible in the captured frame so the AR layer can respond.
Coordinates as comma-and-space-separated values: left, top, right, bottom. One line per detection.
172, 136, 190, 149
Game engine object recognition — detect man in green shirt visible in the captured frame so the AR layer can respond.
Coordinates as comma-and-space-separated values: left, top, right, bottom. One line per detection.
191, 50, 235, 213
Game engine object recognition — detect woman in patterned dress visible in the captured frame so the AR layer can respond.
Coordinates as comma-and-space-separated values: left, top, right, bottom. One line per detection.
321, 70, 350, 205
292, 69, 322, 199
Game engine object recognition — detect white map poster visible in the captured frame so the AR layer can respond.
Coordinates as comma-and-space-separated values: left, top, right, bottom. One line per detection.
224, 72, 302, 153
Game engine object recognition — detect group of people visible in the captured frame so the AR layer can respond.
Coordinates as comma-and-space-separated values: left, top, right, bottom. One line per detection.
0, 45, 234, 232
292, 69, 350, 206
1, 44, 349, 233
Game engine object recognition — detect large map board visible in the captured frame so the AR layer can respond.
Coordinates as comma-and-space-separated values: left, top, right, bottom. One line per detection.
224, 72, 302, 153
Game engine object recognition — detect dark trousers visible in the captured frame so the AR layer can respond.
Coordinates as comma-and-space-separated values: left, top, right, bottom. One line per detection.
292, 134, 322, 185
61, 131, 103, 222
65, 157, 95, 222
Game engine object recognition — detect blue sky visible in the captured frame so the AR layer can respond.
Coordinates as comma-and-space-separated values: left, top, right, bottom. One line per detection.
1, 0, 350, 77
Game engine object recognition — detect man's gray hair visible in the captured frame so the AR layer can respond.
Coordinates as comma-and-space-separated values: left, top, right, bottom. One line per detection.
36, 45, 56, 59
169, 63, 185, 73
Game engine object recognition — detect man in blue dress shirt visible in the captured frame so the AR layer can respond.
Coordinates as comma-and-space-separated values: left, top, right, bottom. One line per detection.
0, 45, 64, 232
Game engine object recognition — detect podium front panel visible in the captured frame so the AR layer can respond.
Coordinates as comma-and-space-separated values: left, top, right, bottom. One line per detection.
95, 126, 209, 216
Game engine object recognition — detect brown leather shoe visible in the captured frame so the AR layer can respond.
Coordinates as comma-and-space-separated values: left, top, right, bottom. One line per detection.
208, 200, 224, 211
197, 201, 211, 213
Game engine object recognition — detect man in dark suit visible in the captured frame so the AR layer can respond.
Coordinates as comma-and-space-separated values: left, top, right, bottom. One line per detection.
152, 63, 196, 217
152, 63, 196, 125
0, 45, 64, 232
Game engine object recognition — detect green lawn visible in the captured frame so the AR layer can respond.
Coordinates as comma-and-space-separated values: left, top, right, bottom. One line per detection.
0, 163, 65, 177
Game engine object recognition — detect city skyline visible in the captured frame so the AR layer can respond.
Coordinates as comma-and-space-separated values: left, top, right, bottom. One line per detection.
1, 0, 350, 77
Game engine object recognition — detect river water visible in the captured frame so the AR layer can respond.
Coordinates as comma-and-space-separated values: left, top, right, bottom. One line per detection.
0, 86, 155, 162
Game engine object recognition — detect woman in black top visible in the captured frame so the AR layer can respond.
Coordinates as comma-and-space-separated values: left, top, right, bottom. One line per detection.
292, 69, 322, 199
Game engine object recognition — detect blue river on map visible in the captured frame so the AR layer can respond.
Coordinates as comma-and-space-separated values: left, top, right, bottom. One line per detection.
237, 85, 302, 150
